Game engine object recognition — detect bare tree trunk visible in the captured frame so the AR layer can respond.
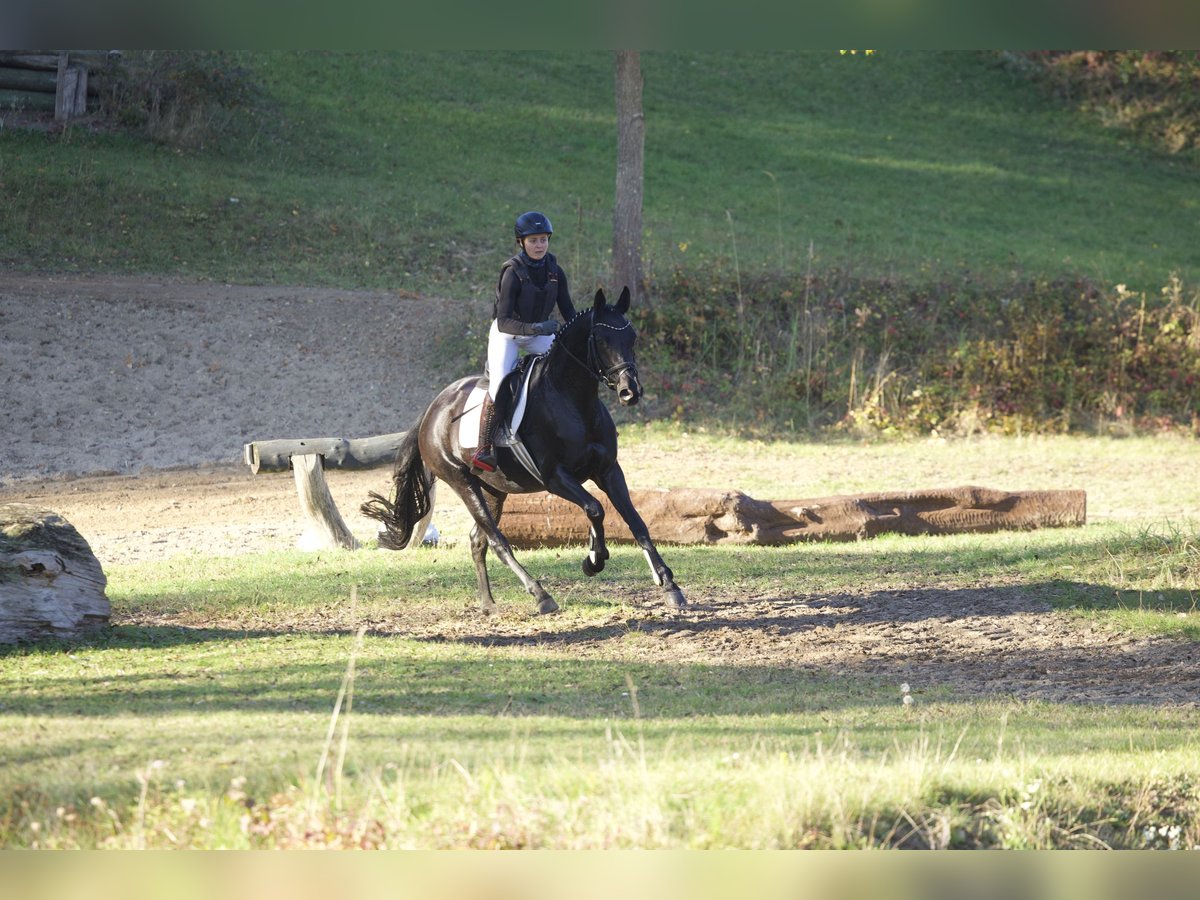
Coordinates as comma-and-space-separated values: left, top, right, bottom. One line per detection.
613, 51, 645, 301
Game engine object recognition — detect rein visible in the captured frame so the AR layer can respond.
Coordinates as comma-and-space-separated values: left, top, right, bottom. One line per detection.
554, 312, 637, 391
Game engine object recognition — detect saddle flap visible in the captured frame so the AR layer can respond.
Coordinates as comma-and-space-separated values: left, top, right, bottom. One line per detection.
458, 357, 541, 452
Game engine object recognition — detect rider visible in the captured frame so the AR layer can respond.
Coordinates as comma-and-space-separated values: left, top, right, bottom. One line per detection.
472, 210, 577, 472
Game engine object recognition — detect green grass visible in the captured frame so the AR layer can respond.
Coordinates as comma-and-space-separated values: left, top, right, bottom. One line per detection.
2, 51, 1197, 295
3, 507, 1199, 848
4, 630, 1199, 848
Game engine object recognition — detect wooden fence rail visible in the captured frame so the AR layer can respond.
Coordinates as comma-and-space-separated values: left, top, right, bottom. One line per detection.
0, 50, 115, 119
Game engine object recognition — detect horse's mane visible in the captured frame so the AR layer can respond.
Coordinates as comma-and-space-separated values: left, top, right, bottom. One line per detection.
538, 301, 633, 376
554, 303, 631, 347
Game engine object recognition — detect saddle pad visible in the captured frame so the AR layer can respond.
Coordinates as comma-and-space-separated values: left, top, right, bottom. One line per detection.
458, 362, 537, 450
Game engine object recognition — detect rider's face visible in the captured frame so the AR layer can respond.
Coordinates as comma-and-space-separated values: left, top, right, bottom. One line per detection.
522, 233, 550, 260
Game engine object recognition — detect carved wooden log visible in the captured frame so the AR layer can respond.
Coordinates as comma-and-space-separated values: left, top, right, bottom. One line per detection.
292, 454, 360, 551
498, 486, 1086, 548
244, 432, 407, 474
0, 504, 110, 644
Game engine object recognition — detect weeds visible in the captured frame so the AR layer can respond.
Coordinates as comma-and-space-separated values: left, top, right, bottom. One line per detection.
639, 268, 1200, 436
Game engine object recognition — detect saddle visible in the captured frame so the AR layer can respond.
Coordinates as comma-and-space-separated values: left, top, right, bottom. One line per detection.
460, 356, 544, 482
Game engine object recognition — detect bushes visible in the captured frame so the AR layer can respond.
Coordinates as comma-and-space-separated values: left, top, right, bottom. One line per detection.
637, 267, 1200, 436
1015, 51, 1200, 155
94, 51, 258, 150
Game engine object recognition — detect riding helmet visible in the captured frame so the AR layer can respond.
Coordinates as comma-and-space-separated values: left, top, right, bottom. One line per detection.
514, 211, 553, 239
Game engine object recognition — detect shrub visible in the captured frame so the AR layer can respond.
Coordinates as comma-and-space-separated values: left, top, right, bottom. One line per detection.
637, 267, 1200, 437
1013, 51, 1200, 155
94, 51, 258, 150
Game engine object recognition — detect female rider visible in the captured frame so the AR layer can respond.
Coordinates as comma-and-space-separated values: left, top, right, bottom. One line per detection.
472, 210, 577, 472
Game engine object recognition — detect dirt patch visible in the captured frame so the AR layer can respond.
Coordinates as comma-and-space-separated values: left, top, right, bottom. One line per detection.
0, 273, 473, 483
3, 275, 1196, 708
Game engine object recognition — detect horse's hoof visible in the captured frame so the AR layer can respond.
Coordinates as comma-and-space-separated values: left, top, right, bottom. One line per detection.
582, 556, 605, 577
663, 586, 687, 610
536, 596, 560, 615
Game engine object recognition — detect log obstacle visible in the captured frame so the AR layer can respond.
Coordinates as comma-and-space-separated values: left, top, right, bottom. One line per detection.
497, 486, 1086, 549
243, 433, 1085, 551
1, 504, 110, 643
0, 51, 99, 119
243, 432, 407, 551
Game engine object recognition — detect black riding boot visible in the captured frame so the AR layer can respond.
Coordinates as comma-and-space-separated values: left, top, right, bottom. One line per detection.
471, 395, 498, 472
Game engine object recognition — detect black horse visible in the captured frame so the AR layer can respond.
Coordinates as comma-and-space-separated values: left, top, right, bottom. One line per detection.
362, 287, 686, 615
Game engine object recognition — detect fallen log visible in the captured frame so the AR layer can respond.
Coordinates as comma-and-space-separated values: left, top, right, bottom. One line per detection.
498, 486, 1086, 548
1, 504, 110, 644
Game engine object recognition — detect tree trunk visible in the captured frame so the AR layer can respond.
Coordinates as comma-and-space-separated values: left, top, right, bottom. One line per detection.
1, 504, 110, 644
613, 50, 645, 301
497, 486, 1086, 548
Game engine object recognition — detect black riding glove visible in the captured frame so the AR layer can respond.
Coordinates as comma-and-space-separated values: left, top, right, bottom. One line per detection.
531, 320, 558, 336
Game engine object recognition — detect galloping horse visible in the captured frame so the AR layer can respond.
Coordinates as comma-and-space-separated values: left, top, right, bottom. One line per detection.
361, 287, 686, 615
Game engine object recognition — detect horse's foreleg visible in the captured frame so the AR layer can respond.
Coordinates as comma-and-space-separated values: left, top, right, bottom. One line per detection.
545, 467, 609, 577
462, 483, 558, 615
596, 463, 687, 610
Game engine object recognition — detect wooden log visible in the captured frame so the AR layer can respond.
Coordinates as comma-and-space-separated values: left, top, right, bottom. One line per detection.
292, 454, 360, 551
244, 432, 408, 474
0, 66, 60, 92
0, 53, 63, 71
55, 52, 71, 122
0, 88, 57, 111
1, 504, 110, 644
497, 486, 1087, 548
0, 51, 118, 71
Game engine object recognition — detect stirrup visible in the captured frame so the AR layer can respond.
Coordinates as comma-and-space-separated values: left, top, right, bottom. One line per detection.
472, 446, 497, 472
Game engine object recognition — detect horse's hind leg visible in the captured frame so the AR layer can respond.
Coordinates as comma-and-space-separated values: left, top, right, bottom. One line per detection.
406, 476, 437, 548
469, 490, 502, 613
461, 481, 558, 615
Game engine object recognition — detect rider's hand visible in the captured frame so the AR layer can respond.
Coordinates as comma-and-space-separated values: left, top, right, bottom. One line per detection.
532, 320, 558, 336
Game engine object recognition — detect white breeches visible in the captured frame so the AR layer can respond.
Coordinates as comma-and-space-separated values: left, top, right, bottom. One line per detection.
486, 320, 554, 401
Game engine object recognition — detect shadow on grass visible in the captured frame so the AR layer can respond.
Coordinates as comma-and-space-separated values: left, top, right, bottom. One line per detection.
3, 579, 1199, 718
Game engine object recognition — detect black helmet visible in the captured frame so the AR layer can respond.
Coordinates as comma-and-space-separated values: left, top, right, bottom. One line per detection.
514, 211, 553, 239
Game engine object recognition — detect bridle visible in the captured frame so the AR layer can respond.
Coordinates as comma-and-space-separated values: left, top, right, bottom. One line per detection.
557, 312, 639, 391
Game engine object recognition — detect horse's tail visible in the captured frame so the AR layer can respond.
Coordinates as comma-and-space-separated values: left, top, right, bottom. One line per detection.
360, 426, 434, 550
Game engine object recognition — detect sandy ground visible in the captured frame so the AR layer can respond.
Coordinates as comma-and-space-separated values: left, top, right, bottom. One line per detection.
3, 274, 1198, 707
1, 272, 478, 561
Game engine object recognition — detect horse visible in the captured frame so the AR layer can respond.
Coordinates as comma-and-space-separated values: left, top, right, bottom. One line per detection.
361, 287, 687, 615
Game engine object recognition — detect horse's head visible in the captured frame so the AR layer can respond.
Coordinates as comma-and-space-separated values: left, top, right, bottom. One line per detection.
590, 287, 641, 406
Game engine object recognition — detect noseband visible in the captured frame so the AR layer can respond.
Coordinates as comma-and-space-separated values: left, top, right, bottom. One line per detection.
559, 314, 638, 391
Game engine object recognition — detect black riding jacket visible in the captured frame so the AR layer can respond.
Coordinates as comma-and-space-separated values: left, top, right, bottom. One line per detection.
493, 252, 576, 336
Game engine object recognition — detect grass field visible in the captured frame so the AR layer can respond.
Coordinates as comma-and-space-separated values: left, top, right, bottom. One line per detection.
2, 51, 1197, 295
3, 432, 1199, 849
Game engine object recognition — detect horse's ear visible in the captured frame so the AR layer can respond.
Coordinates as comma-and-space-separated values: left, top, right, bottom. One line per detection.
592, 289, 606, 312
616, 286, 631, 315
